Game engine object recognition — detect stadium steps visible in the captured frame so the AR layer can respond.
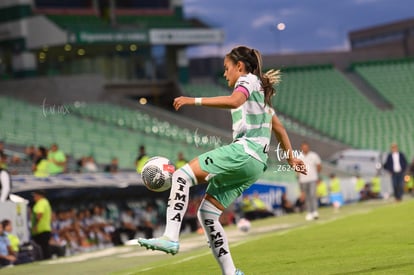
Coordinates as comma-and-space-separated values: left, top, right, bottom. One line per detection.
351, 59, 414, 157
341, 70, 393, 110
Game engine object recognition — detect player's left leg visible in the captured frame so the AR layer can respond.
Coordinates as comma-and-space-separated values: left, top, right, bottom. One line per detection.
196, 149, 263, 275
198, 195, 241, 275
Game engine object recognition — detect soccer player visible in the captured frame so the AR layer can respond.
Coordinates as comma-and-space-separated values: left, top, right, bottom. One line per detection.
138, 46, 306, 275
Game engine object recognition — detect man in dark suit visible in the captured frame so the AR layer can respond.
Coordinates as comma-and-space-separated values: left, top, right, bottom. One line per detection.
383, 143, 408, 201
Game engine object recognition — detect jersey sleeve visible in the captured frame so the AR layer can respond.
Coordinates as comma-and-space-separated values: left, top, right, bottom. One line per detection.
234, 75, 253, 99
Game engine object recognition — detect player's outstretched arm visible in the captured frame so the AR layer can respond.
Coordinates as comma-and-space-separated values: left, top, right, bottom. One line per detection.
173, 91, 246, 110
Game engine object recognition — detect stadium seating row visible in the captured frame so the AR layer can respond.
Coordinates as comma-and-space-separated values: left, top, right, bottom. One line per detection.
0, 97, 207, 169
181, 82, 330, 142
0, 96, 296, 181
183, 60, 413, 159
268, 61, 413, 158
67, 102, 218, 149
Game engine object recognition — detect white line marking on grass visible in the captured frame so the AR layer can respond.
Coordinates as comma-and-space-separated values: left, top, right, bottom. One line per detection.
231, 240, 250, 248
118, 249, 164, 257
43, 247, 134, 264
133, 251, 211, 273
172, 251, 210, 264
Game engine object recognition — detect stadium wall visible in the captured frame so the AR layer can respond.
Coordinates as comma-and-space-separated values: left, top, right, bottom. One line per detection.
0, 74, 106, 105
189, 47, 408, 78
262, 48, 408, 70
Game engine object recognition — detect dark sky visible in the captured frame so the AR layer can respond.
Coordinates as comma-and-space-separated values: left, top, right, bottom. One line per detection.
183, 0, 414, 57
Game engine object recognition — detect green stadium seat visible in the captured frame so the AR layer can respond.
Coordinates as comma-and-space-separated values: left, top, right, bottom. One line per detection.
271, 61, 413, 157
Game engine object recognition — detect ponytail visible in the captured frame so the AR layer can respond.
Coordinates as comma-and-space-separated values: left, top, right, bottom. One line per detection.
227, 46, 281, 107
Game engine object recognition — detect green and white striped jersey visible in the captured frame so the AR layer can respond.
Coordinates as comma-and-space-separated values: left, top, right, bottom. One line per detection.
231, 73, 274, 165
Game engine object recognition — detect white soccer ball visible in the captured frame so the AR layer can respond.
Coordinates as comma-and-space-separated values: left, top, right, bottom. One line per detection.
141, 156, 175, 192
237, 218, 251, 233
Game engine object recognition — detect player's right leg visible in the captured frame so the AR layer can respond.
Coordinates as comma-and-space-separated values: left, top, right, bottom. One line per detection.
138, 236, 180, 255
138, 161, 206, 254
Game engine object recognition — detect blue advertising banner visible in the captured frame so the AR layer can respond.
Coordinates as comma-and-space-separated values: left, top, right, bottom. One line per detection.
242, 182, 286, 209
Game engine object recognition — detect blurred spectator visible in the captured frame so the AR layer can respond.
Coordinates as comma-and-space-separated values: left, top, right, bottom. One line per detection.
140, 204, 158, 239
241, 193, 273, 220
329, 173, 343, 208
83, 156, 98, 173
47, 143, 67, 175
32, 146, 50, 178
295, 191, 306, 213
31, 190, 52, 260
329, 174, 341, 193
56, 209, 85, 253
1, 220, 19, 255
383, 143, 408, 201
154, 198, 167, 222
90, 205, 114, 246
0, 141, 13, 168
0, 221, 17, 267
407, 158, 414, 195
1, 219, 39, 265
251, 192, 274, 219
0, 144, 16, 175
75, 157, 85, 173
49, 211, 66, 257
0, 151, 7, 170
0, 142, 21, 167
25, 145, 36, 162
79, 208, 95, 240
281, 192, 295, 214
370, 174, 382, 198
135, 145, 149, 173
104, 157, 119, 173
74, 209, 94, 249
175, 152, 187, 169
113, 207, 138, 245
0, 154, 11, 202
316, 178, 329, 207
359, 182, 375, 201
354, 175, 365, 196
298, 142, 322, 220
0, 141, 4, 156
241, 194, 255, 220
355, 174, 381, 201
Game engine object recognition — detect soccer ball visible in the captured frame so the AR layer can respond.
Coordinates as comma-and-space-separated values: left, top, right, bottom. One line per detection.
237, 218, 251, 233
141, 156, 175, 192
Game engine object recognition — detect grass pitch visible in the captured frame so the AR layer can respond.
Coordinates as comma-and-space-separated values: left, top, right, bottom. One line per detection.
3, 198, 414, 275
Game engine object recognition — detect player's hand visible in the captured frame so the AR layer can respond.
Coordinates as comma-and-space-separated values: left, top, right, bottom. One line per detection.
288, 158, 307, 175
173, 96, 193, 110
